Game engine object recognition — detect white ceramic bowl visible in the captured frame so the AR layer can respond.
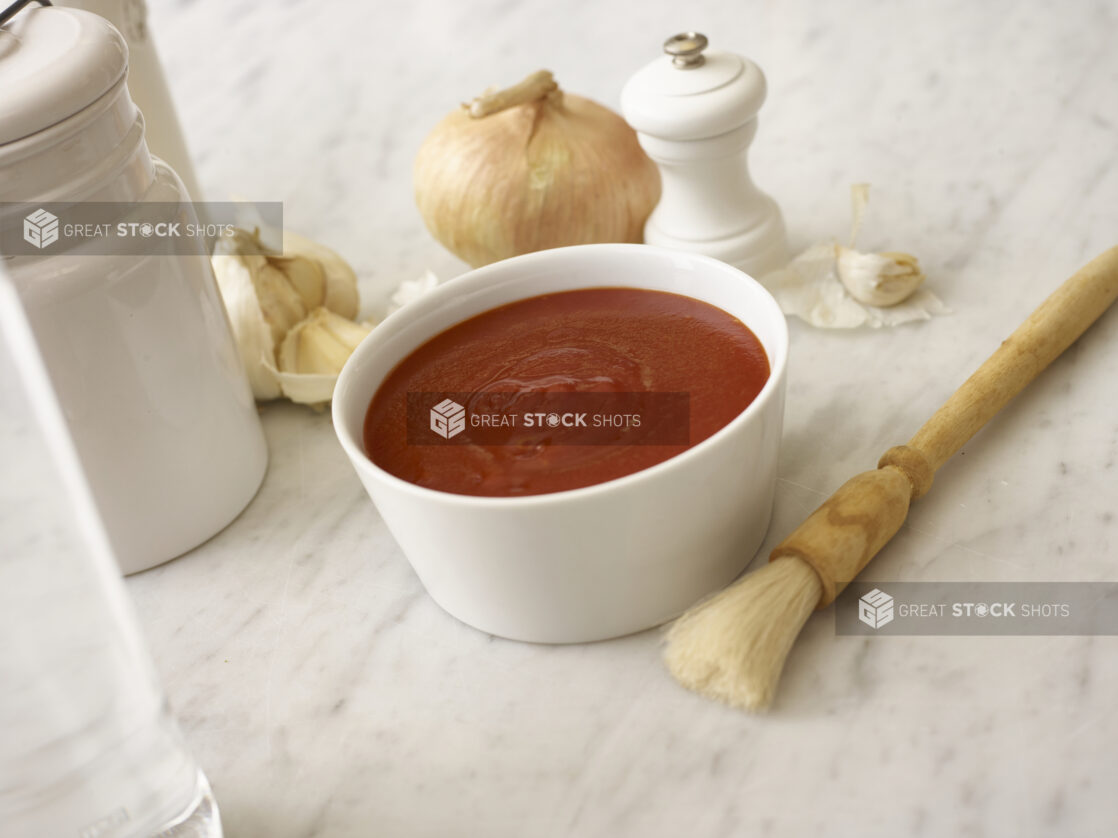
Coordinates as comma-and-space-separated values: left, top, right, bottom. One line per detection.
333, 244, 787, 643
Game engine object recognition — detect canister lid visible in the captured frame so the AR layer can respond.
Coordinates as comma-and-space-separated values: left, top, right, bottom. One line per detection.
0, 5, 127, 145
621, 32, 768, 141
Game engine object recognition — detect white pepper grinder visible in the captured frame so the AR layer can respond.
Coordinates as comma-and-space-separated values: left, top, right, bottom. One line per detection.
621, 32, 788, 277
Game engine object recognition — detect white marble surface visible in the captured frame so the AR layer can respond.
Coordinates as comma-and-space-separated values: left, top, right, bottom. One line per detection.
121, 0, 1118, 835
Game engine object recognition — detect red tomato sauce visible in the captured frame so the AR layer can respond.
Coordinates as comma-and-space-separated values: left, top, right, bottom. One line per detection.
364, 288, 769, 497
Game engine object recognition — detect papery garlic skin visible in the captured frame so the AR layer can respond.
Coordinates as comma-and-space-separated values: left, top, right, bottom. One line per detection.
388, 270, 439, 314
414, 72, 661, 268
211, 245, 283, 400
836, 246, 925, 307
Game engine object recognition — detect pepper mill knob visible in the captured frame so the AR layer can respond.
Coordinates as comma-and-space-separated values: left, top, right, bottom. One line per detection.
663, 32, 708, 68
621, 33, 789, 278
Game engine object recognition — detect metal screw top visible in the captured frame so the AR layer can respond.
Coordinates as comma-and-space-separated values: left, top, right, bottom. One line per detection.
663, 32, 708, 69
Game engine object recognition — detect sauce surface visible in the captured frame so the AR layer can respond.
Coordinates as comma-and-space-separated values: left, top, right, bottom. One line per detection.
364, 287, 769, 496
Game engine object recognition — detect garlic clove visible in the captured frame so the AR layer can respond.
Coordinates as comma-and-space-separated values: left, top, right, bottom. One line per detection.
269, 253, 326, 310
281, 230, 360, 319
251, 261, 310, 345
276, 308, 372, 404
278, 306, 371, 377
210, 249, 282, 400
836, 246, 925, 307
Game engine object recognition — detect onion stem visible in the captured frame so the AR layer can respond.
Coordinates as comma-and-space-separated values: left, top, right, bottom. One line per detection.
466, 70, 559, 118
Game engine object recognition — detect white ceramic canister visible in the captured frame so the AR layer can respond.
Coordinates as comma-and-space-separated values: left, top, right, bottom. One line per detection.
621, 32, 789, 278
0, 5, 267, 574
54, 0, 205, 205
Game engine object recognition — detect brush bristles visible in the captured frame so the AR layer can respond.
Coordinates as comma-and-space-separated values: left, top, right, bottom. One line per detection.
663, 557, 823, 711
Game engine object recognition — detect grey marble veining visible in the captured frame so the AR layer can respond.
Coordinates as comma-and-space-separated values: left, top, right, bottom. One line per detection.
116, 0, 1118, 835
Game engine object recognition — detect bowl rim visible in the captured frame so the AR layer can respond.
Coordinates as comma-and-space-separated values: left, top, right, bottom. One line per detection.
332, 243, 788, 508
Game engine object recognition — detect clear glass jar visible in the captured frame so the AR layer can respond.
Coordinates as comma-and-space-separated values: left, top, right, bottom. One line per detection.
0, 272, 222, 836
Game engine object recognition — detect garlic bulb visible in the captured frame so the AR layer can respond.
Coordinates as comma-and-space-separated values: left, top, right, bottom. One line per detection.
414, 69, 661, 267
211, 227, 369, 404
836, 247, 926, 307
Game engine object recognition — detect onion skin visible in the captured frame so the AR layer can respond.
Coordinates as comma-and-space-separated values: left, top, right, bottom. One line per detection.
414, 90, 661, 267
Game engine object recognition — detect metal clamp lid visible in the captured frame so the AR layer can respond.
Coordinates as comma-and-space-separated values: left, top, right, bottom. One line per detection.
0, 0, 52, 28
0, 4, 128, 147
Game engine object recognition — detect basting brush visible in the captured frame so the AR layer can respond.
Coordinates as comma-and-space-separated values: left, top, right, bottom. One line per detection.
664, 246, 1118, 711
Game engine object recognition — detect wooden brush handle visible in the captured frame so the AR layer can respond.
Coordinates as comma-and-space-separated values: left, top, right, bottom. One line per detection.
771, 246, 1118, 607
